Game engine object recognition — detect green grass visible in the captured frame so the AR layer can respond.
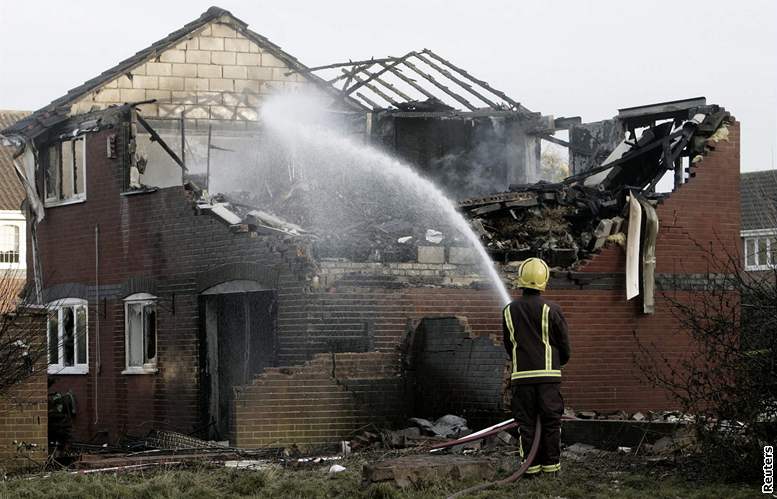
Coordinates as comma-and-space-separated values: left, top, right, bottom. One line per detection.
0, 456, 758, 499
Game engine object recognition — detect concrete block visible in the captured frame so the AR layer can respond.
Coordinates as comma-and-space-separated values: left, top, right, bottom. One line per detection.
211, 51, 236, 66
448, 247, 478, 264
184, 105, 209, 119
159, 50, 186, 63
132, 76, 159, 89
209, 79, 234, 92
236, 53, 261, 66
236, 107, 259, 121
131, 64, 146, 76
185, 78, 209, 91
234, 79, 260, 92
146, 90, 171, 102
197, 64, 222, 78
224, 38, 250, 52
198, 37, 224, 51
116, 75, 134, 89
222, 65, 247, 79
249, 42, 262, 53
224, 92, 258, 107
211, 23, 237, 38
261, 53, 285, 67
135, 103, 157, 117
418, 246, 445, 264
158, 104, 184, 118
272, 68, 294, 81
185, 50, 211, 64
210, 106, 236, 120
94, 88, 120, 103
197, 91, 222, 105
158, 77, 184, 91
247, 66, 273, 80
120, 88, 146, 102
171, 63, 197, 77
177, 37, 198, 50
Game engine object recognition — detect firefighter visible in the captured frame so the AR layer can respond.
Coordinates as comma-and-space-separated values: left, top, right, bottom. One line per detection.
503, 257, 571, 477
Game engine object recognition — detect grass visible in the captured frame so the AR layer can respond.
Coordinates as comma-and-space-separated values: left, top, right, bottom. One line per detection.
0, 453, 759, 498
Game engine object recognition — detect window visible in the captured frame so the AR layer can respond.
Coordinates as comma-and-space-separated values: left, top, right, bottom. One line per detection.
0, 225, 19, 264
744, 233, 777, 271
0, 214, 25, 269
47, 298, 88, 374
44, 137, 86, 205
123, 293, 157, 374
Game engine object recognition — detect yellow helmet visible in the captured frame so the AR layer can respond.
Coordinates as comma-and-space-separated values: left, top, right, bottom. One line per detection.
517, 257, 550, 292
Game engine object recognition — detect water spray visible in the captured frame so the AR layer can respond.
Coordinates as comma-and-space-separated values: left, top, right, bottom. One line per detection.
258, 93, 512, 307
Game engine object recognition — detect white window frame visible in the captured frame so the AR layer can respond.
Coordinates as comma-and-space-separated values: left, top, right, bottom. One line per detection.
742, 229, 777, 271
43, 136, 87, 207
122, 293, 158, 375
0, 211, 26, 270
47, 298, 88, 375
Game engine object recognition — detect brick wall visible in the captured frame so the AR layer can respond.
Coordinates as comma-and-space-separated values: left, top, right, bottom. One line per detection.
0, 309, 47, 471
33, 120, 740, 446
232, 352, 402, 448
37, 128, 311, 441
407, 317, 506, 424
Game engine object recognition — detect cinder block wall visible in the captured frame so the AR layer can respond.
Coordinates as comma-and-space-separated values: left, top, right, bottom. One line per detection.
69, 18, 308, 123
0, 310, 48, 471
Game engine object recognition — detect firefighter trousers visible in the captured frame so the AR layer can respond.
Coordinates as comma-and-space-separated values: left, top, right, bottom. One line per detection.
510, 382, 563, 474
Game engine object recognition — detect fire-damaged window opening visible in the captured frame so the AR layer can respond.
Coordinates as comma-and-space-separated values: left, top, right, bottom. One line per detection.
744, 232, 777, 271
127, 112, 262, 195
123, 293, 158, 374
47, 298, 88, 375
43, 136, 86, 206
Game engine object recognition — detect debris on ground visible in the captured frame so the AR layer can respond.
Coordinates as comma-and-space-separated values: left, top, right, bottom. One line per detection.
362, 455, 497, 488
328, 464, 346, 475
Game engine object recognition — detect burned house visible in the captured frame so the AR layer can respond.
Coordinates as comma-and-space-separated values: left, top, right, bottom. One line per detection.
0, 6, 741, 449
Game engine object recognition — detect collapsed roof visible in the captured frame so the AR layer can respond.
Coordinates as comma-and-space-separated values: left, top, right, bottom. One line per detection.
293, 49, 533, 117
459, 98, 732, 267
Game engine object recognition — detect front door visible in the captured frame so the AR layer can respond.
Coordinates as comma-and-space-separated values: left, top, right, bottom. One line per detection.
202, 290, 277, 441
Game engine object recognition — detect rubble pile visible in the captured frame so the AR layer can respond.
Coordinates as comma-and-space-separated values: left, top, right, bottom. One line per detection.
460, 184, 622, 267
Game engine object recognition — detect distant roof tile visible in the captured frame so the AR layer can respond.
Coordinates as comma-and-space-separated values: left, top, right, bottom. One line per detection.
741, 170, 777, 232
0, 110, 30, 210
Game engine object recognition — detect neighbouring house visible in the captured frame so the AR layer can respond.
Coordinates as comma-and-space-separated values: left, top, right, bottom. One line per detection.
0, 110, 47, 471
741, 170, 777, 271
0, 6, 740, 449
0, 111, 28, 286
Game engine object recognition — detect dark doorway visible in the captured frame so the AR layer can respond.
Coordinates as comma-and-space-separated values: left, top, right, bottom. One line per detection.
200, 283, 277, 441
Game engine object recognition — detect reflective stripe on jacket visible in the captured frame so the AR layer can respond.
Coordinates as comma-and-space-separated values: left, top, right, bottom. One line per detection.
503, 294, 571, 384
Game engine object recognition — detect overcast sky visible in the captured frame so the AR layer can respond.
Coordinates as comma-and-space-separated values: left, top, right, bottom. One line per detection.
1, 0, 775, 171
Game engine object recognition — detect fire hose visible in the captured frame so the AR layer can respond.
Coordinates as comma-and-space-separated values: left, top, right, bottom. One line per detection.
430, 412, 582, 498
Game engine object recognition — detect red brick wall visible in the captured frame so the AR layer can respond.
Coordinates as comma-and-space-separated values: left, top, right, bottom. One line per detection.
36, 128, 311, 441
0, 310, 47, 471
232, 352, 402, 448
33, 120, 740, 446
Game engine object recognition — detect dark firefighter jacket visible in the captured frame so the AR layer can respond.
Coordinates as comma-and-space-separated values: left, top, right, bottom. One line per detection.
502, 294, 571, 384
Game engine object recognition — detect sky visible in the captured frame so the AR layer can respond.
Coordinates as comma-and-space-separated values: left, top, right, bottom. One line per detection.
1, 0, 775, 171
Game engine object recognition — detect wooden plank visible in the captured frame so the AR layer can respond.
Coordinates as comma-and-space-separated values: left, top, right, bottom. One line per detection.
400, 56, 478, 111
